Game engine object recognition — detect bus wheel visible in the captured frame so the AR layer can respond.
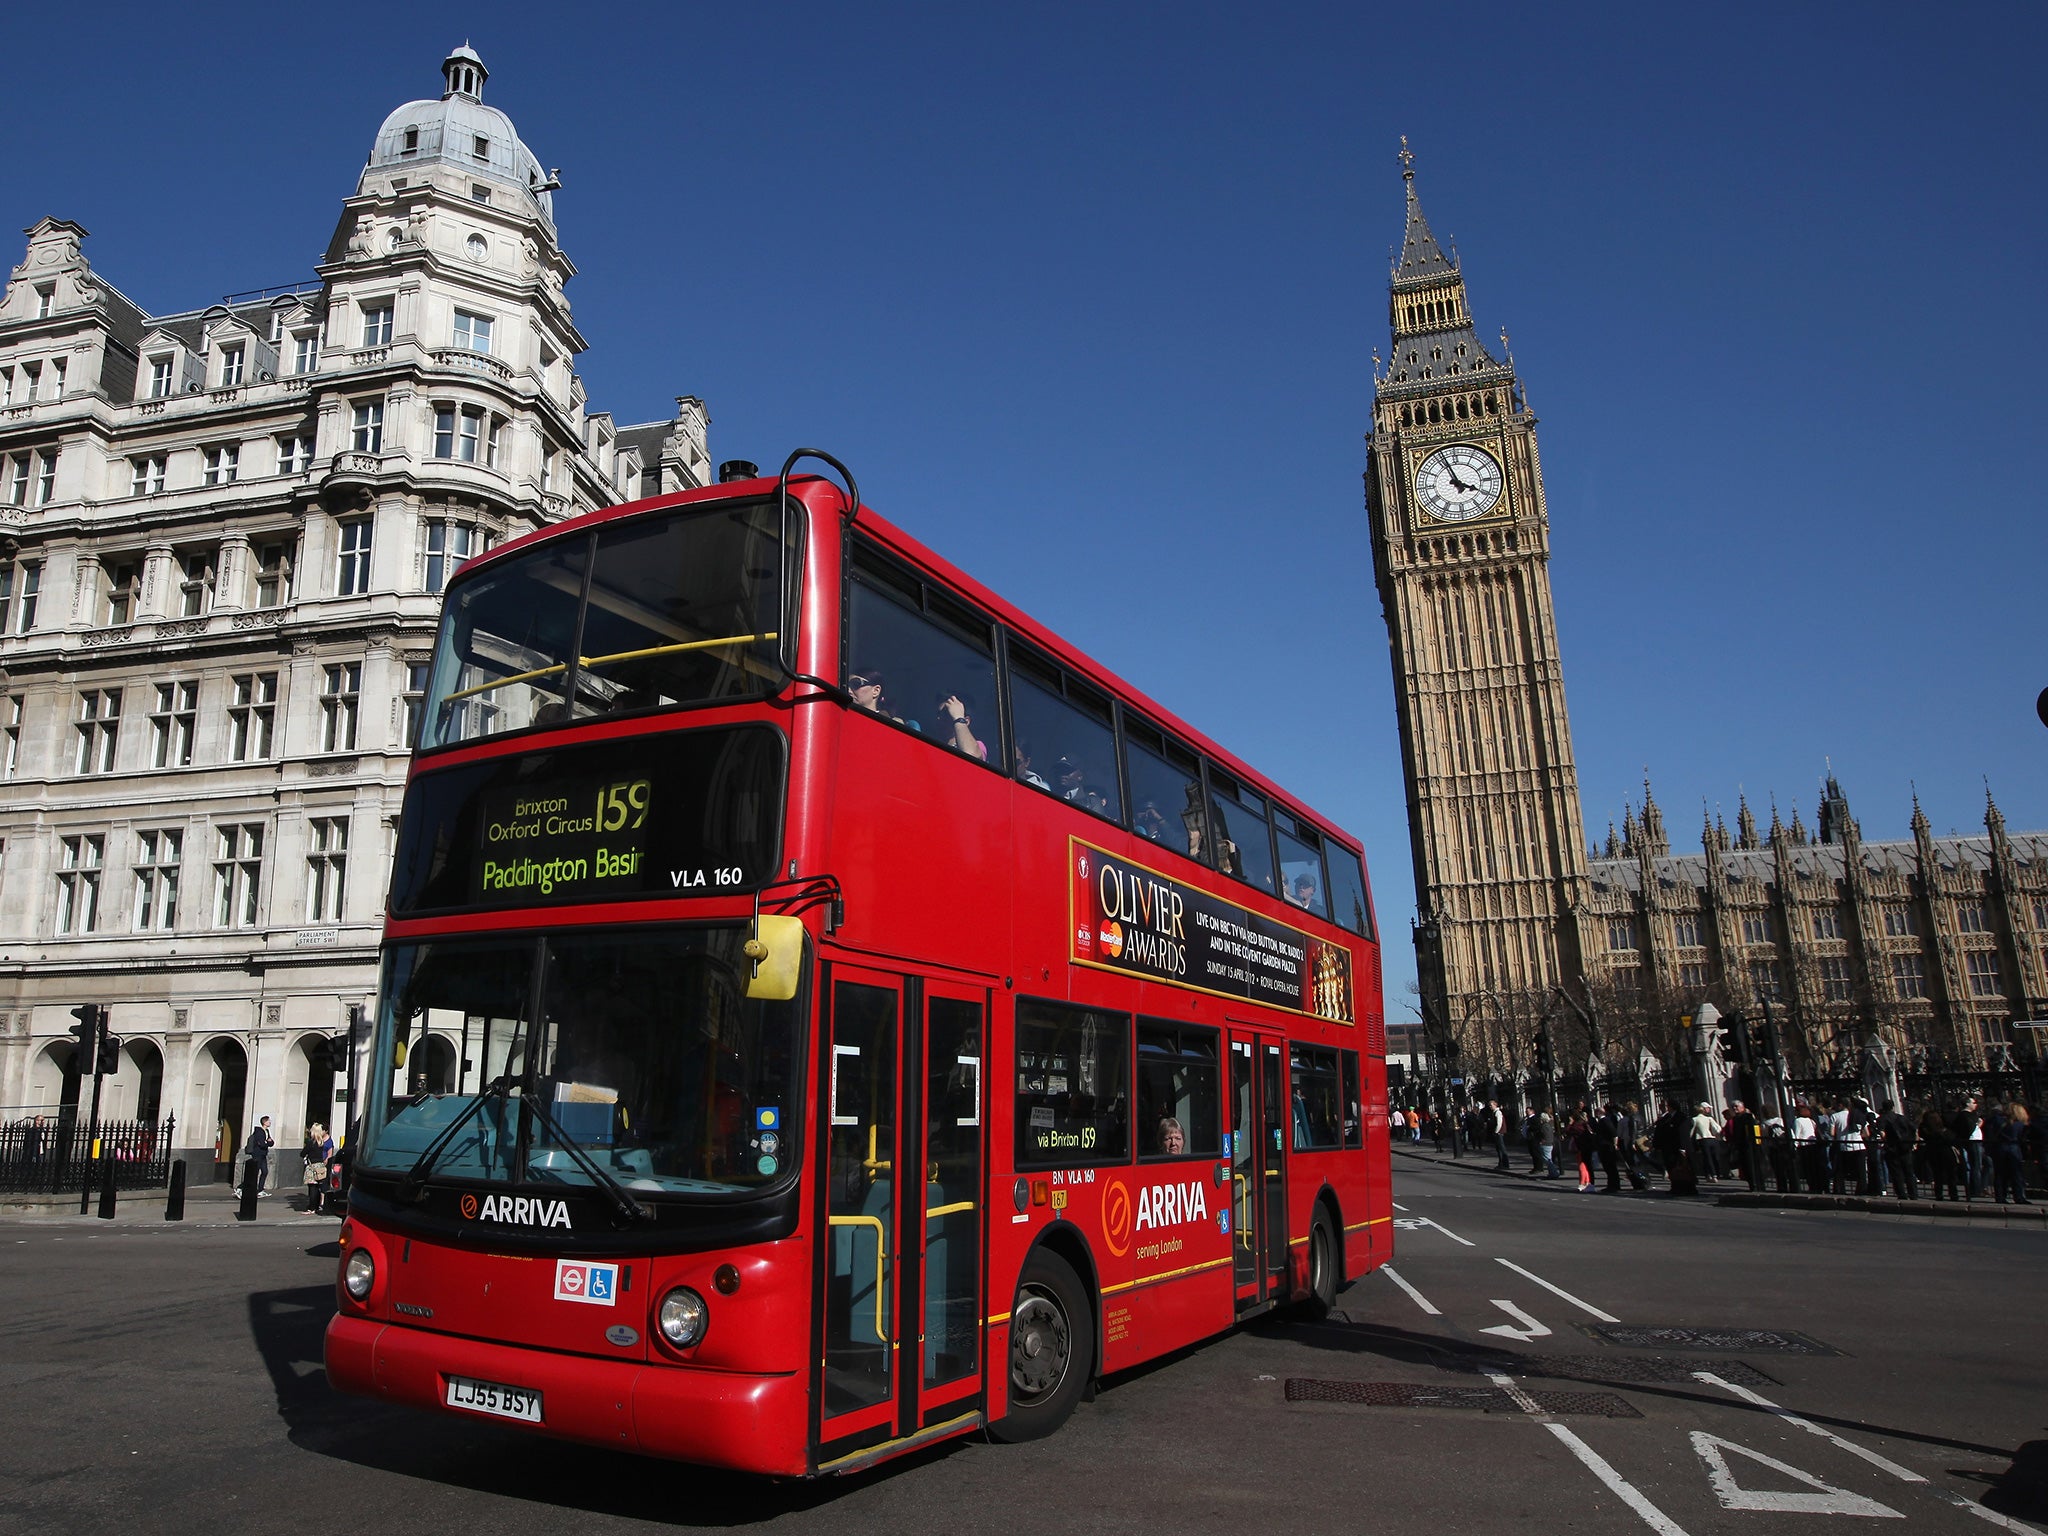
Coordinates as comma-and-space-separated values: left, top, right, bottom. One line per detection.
991, 1248, 1092, 1442
1299, 1210, 1338, 1318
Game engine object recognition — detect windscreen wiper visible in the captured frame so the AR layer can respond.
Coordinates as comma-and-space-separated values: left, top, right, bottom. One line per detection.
397, 1073, 516, 1202
523, 1090, 652, 1227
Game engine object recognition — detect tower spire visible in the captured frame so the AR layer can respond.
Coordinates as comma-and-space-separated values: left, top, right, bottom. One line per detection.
1393, 138, 1455, 281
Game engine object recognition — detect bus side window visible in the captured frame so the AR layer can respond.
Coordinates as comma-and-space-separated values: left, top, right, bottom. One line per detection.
1136, 1020, 1221, 1158
845, 551, 1000, 766
1340, 1049, 1363, 1148
1123, 716, 1209, 866
1007, 645, 1121, 824
1289, 1044, 1342, 1151
1327, 849, 1373, 940
1014, 1000, 1128, 1166
1274, 811, 1329, 919
1206, 767, 1276, 895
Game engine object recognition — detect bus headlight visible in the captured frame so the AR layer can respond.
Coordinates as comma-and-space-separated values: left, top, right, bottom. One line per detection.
657, 1286, 708, 1348
343, 1247, 376, 1301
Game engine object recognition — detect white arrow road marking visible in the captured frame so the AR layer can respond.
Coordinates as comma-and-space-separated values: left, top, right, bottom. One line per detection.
1480, 1298, 1551, 1342
1693, 1373, 1925, 1483
1380, 1265, 1440, 1316
1691, 1432, 1902, 1517
1495, 1257, 1620, 1322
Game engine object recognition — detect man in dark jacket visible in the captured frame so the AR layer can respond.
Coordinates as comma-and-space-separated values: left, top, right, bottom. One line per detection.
1724, 1101, 1764, 1190
244, 1115, 274, 1197
1876, 1099, 1918, 1199
1951, 1096, 1986, 1199
1594, 1104, 1623, 1191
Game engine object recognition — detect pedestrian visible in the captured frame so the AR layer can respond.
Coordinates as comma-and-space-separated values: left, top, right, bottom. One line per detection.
1951, 1095, 1987, 1199
1524, 1109, 1544, 1174
1875, 1099, 1918, 1200
1428, 1110, 1444, 1154
1390, 1106, 1406, 1145
244, 1115, 274, 1198
1689, 1102, 1724, 1182
1921, 1106, 1961, 1202
1595, 1102, 1624, 1192
1488, 1099, 1511, 1171
1791, 1102, 1819, 1192
1536, 1108, 1559, 1178
24, 1115, 46, 1166
302, 1123, 329, 1214
1565, 1109, 1597, 1191
1834, 1100, 1867, 1194
1723, 1100, 1763, 1190
1652, 1104, 1695, 1195
1988, 1103, 2032, 1205
1763, 1114, 1794, 1192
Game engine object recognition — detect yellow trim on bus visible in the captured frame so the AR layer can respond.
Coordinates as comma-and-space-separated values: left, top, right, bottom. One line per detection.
1100, 1254, 1233, 1296
926, 1200, 975, 1219
815, 1410, 983, 1475
1344, 1216, 1392, 1231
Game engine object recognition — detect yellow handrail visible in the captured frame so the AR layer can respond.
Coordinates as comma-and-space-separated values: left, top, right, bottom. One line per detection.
442, 631, 778, 702
925, 1200, 975, 1219
828, 1214, 889, 1341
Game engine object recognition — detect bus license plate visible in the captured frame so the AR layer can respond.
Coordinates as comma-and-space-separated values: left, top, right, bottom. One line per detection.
445, 1374, 543, 1423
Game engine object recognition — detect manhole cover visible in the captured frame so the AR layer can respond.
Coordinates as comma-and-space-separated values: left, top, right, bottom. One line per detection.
1283, 1379, 1640, 1418
1582, 1325, 1838, 1356
1447, 1353, 1779, 1387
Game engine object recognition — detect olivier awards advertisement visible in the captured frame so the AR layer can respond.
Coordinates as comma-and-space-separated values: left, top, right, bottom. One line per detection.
1069, 839, 1354, 1023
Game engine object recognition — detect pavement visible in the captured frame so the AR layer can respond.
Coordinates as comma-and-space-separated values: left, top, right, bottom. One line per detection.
1, 1174, 342, 1225
1392, 1141, 2048, 1225
1, 1157, 2042, 1535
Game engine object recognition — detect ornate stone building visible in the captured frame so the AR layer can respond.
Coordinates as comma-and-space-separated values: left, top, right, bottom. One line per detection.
1585, 778, 2048, 1070
0, 47, 710, 1178
1366, 148, 2048, 1076
1363, 143, 1592, 1059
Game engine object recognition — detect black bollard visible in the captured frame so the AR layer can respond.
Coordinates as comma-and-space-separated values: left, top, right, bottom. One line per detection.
97, 1154, 117, 1219
237, 1170, 259, 1222
165, 1160, 186, 1222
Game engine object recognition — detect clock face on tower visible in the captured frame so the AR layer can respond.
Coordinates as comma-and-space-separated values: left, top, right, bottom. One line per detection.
1413, 444, 1504, 523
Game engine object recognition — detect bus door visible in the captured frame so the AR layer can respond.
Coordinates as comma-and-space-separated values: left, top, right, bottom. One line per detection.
818, 967, 986, 1463
1228, 1030, 1289, 1310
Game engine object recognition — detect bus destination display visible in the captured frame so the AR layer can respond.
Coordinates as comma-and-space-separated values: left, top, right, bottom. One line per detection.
478, 775, 655, 902
1070, 839, 1353, 1023
387, 725, 784, 915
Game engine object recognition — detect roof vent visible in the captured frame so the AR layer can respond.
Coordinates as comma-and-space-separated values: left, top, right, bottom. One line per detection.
718, 459, 759, 483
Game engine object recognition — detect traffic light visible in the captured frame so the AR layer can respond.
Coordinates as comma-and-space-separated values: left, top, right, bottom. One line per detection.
1533, 1033, 1554, 1075
1725, 1012, 1752, 1067
95, 1029, 122, 1076
316, 1034, 350, 1071
67, 1002, 101, 1063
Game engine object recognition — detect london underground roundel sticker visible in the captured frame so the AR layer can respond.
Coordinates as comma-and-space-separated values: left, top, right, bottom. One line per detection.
1101, 1177, 1132, 1258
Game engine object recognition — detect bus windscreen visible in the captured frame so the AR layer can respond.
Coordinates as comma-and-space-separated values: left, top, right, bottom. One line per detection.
419, 499, 795, 750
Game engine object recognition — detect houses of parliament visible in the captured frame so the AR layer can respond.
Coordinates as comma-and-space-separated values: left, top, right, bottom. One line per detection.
1365, 145, 2048, 1076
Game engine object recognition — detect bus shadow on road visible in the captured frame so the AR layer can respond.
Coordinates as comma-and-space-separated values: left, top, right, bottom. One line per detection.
245, 1284, 956, 1521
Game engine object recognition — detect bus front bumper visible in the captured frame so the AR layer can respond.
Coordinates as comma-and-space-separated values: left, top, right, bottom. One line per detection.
325, 1313, 806, 1474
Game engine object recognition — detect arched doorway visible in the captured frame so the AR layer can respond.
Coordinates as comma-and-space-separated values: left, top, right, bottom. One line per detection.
28, 1039, 80, 1112
296, 1034, 335, 1143
125, 1038, 165, 1126
202, 1038, 248, 1179
418, 1034, 457, 1094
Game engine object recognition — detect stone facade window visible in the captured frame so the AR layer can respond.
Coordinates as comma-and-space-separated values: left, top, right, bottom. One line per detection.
8, 561, 38, 632
452, 310, 493, 352
103, 559, 142, 626
179, 551, 216, 615
133, 828, 182, 931
34, 449, 57, 505
359, 303, 393, 348
292, 332, 319, 375
212, 823, 265, 928
276, 435, 314, 475
74, 690, 121, 775
336, 518, 373, 596
3, 694, 21, 777
423, 519, 480, 593
1606, 916, 1637, 952
1748, 958, 1783, 1002
227, 673, 277, 761
1882, 904, 1918, 937
218, 344, 245, 387
56, 833, 104, 934
202, 444, 240, 486
1819, 955, 1853, 1002
1957, 903, 1990, 934
432, 405, 485, 462
130, 455, 167, 495
1891, 953, 1927, 999
306, 816, 349, 922
1674, 913, 1703, 948
1740, 910, 1775, 945
148, 355, 174, 398
350, 401, 383, 453
1812, 908, 1842, 940
253, 541, 294, 607
320, 662, 361, 751
401, 661, 429, 745
149, 681, 198, 768
1966, 951, 2002, 997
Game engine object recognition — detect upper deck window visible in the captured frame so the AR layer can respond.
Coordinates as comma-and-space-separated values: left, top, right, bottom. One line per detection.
1123, 716, 1207, 866
419, 499, 795, 750
1008, 643, 1121, 824
844, 544, 1001, 767
1206, 766, 1276, 896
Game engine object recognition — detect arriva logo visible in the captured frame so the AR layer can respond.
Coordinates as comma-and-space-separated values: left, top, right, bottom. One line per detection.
1134, 1180, 1208, 1232
472, 1193, 574, 1229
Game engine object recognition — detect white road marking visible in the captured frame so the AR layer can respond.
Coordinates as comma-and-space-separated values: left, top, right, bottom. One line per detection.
1392, 1215, 1473, 1247
1380, 1264, 1439, 1316
1480, 1298, 1552, 1342
1955, 1500, 2048, 1534
1546, 1423, 1693, 1536
1693, 1373, 1926, 1483
1483, 1370, 1543, 1414
1495, 1257, 1620, 1322
1691, 1431, 1902, 1517
1392, 1201, 1410, 1212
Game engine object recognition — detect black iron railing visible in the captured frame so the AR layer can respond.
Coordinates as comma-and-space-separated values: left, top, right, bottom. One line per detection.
0, 1111, 175, 1195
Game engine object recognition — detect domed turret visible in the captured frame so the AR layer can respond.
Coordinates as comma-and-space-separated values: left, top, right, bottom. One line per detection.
360, 46, 557, 234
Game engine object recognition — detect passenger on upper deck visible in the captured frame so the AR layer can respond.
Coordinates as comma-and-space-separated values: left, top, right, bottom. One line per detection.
1015, 739, 1051, 790
935, 692, 988, 761
1059, 756, 1108, 815
1286, 871, 1319, 910
850, 668, 903, 724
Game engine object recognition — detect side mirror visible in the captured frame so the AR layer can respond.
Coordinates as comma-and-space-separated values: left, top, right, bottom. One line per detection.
744, 914, 804, 1001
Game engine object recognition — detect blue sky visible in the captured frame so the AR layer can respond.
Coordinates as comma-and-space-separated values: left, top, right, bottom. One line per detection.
8, 3, 2045, 1018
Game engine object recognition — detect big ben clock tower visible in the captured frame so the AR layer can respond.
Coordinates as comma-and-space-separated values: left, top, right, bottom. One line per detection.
1365, 142, 1591, 1044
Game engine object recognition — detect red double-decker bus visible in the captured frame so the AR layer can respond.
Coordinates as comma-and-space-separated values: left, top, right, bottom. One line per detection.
325, 452, 1389, 1475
